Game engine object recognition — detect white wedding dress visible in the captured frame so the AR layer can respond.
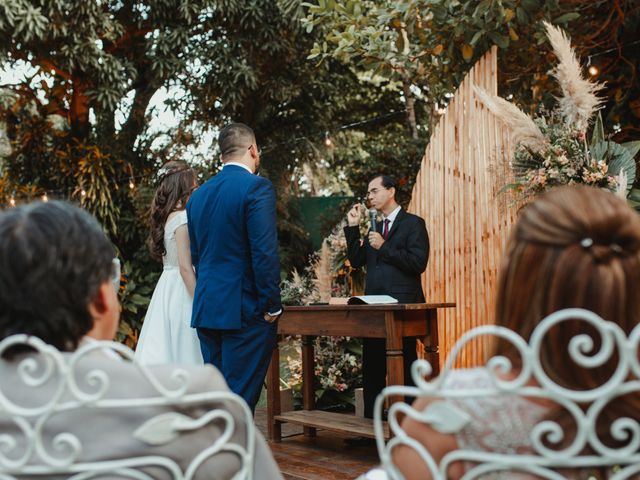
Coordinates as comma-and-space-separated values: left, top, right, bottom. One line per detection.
135, 211, 203, 365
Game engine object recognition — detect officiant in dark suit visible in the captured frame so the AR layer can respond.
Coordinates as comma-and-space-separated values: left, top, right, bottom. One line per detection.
343, 174, 429, 419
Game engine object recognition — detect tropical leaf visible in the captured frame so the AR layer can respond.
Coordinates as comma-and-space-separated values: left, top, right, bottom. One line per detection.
628, 188, 640, 212
621, 141, 640, 160
590, 112, 605, 147
592, 141, 636, 194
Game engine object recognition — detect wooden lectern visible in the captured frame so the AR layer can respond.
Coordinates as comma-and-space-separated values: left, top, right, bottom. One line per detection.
266, 303, 455, 441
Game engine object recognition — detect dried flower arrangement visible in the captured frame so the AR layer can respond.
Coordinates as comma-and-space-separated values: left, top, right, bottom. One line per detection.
475, 22, 639, 201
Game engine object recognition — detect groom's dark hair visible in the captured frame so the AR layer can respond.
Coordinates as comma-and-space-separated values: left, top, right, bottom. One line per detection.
0, 201, 115, 355
219, 123, 255, 160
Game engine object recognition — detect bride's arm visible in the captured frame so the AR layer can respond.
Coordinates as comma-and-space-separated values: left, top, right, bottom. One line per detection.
175, 224, 196, 298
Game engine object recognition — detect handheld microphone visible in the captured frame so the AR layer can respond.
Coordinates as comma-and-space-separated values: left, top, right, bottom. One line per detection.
369, 208, 377, 233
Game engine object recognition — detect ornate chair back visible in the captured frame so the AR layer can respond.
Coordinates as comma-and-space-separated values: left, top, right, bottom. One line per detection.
0, 334, 255, 479
371, 308, 640, 479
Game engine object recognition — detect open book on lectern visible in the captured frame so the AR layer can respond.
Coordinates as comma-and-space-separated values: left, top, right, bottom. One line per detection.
346, 295, 398, 305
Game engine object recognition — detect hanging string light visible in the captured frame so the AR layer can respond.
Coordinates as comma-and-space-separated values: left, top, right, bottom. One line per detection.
324, 131, 333, 147
41, 193, 48, 203
127, 163, 136, 190
587, 56, 599, 77
80, 189, 87, 197
9, 196, 15, 207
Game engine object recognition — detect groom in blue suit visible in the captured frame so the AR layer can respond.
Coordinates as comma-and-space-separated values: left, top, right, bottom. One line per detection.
187, 123, 282, 412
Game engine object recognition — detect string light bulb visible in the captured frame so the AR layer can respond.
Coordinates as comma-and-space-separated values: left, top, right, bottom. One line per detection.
324, 131, 333, 147
42, 193, 48, 203
9, 196, 15, 207
80, 189, 87, 197
587, 56, 599, 77
129, 179, 135, 190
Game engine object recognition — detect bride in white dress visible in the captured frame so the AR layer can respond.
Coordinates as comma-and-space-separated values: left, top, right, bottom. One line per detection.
135, 161, 203, 365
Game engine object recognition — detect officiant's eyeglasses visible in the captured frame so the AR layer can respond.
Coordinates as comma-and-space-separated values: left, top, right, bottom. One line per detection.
111, 258, 121, 292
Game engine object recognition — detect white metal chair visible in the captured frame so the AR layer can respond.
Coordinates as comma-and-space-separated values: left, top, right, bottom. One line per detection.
0, 334, 255, 479
363, 308, 640, 479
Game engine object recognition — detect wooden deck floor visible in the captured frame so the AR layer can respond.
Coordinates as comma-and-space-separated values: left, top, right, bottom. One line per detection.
255, 408, 380, 479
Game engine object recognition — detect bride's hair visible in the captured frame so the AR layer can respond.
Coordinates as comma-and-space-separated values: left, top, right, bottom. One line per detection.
148, 160, 198, 261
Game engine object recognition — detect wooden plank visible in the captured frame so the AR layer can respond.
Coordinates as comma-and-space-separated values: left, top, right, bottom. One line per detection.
275, 410, 390, 439
301, 336, 316, 437
407, 47, 516, 369
283, 303, 455, 312
256, 408, 380, 480
278, 305, 454, 338
267, 347, 282, 441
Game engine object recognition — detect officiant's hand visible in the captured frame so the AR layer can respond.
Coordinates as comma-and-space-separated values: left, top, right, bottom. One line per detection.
368, 231, 385, 250
347, 204, 362, 226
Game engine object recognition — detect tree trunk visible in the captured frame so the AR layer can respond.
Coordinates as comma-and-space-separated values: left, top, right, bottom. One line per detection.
401, 76, 419, 140
118, 83, 158, 158
70, 76, 90, 140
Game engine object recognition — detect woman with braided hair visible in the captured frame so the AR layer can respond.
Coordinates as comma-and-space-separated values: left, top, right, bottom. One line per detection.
135, 160, 203, 365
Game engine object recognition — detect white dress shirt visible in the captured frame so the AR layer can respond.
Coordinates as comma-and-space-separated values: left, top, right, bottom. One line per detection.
223, 161, 254, 174
382, 205, 401, 234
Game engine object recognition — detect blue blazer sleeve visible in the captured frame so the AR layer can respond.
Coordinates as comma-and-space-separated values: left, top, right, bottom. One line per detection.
246, 178, 282, 314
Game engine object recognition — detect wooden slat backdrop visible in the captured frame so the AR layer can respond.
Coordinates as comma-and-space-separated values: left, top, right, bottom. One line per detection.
408, 46, 517, 368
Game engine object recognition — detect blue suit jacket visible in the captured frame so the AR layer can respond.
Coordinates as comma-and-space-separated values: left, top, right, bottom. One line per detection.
186, 165, 282, 330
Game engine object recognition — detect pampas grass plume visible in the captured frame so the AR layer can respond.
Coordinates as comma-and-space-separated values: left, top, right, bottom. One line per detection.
543, 21, 604, 132
473, 85, 547, 153
313, 242, 333, 303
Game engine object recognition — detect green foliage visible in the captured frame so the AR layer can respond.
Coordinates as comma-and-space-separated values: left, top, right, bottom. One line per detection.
281, 335, 362, 411
592, 141, 636, 195
1, 0, 419, 347
303, 0, 566, 105
329, 125, 426, 207
116, 259, 158, 348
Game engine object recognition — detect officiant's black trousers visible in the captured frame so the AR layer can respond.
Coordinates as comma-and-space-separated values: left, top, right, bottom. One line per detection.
363, 337, 417, 419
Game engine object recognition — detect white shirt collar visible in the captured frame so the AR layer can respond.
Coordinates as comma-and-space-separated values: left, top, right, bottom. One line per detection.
223, 162, 254, 174
384, 205, 401, 223
79, 336, 123, 360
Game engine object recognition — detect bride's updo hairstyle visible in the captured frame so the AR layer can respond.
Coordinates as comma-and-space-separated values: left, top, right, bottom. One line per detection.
494, 184, 640, 448
148, 160, 198, 261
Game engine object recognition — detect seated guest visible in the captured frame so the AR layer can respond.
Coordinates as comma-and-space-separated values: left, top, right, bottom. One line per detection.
390, 185, 640, 479
0, 201, 283, 480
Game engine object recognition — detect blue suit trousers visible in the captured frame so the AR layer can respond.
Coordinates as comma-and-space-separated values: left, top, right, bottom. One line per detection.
197, 321, 278, 413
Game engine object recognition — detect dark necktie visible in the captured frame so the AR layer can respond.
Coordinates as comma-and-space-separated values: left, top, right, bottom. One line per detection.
382, 219, 390, 239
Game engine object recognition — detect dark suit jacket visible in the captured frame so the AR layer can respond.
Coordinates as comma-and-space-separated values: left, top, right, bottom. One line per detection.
344, 208, 429, 303
187, 165, 282, 330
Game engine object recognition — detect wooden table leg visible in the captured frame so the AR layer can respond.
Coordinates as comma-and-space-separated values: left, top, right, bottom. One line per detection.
424, 309, 440, 378
267, 336, 282, 442
385, 311, 404, 406
302, 335, 316, 437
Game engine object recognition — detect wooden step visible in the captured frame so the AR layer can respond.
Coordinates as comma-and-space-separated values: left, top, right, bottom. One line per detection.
274, 410, 390, 439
